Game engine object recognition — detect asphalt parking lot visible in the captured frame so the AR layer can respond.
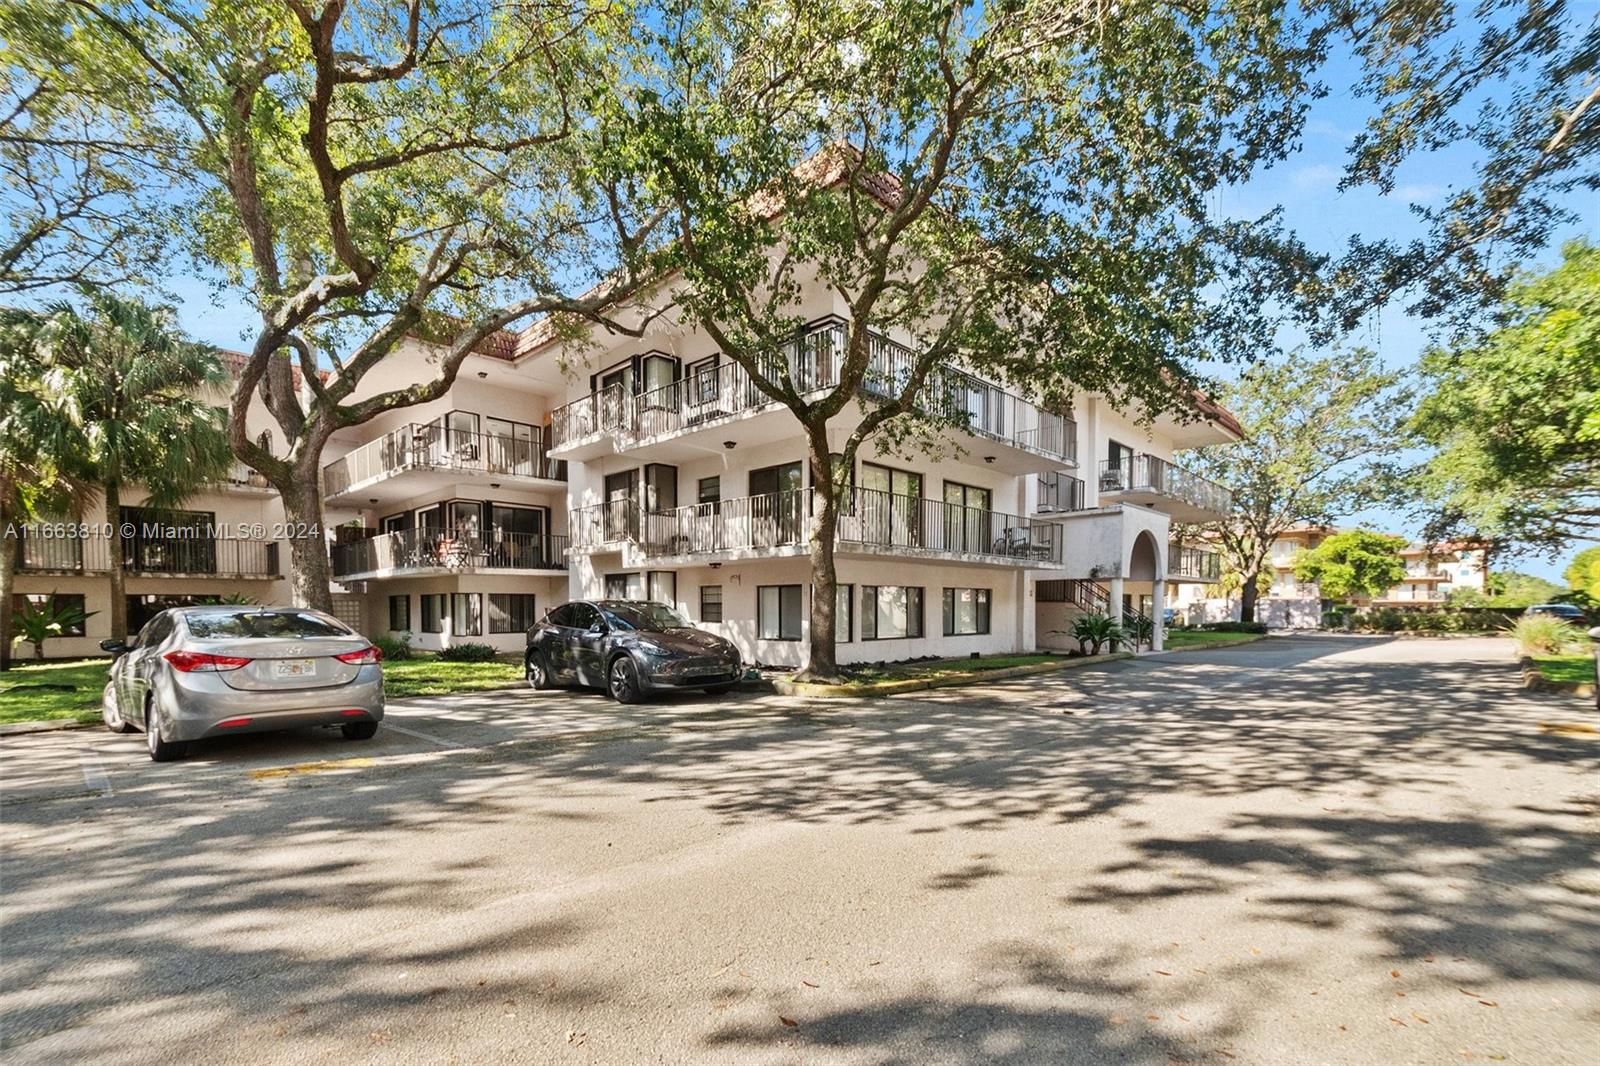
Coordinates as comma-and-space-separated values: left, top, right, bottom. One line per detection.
3, 636, 1597, 1064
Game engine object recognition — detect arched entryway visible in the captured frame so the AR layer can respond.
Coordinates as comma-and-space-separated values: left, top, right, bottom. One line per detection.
1116, 530, 1165, 650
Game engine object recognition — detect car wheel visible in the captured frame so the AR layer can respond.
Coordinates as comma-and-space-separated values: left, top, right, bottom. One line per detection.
525, 651, 553, 690
102, 683, 136, 733
607, 655, 644, 704
145, 701, 187, 762
341, 720, 379, 740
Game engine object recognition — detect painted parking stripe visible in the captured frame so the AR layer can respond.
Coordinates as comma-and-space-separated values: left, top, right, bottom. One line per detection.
381, 721, 467, 749
78, 754, 113, 796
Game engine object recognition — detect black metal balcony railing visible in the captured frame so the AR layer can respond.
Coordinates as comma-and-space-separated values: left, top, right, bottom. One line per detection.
591, 487, 1061, 565
1036, 471, 1087, 513
1167, 543, 1222, 581
330, 527, 569, 578
15, 529, 280, 578
1097, 454, 1232, 515
322, 422, 567, 498
551, 318, 1077, 464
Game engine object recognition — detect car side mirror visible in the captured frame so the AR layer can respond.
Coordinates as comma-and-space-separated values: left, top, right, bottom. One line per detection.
100, 638, 130, 656
588, 622, 606, 635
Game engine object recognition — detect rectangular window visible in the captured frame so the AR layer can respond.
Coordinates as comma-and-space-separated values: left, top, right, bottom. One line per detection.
836, 583, 853, 642
604, 572, 643, 599
700, 585, 723, 623
758, 584, 803, 641
452, 593, 481, 636
421, 594, 445, 633
647, 571, 676, 605
388, 594, 410, 632
862, 585, 924, 641
11, 593, 88, 637
489, 593, 537, 633
698, 476, 720, 505
942, 588, 992, 636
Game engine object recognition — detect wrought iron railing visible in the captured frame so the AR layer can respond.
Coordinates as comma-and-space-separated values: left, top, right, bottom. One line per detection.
628, 487, 1061, 565
322, 421, 566, 497
1167, 543, 1222, 581
1036, 578, 1111, 614
550, 318, 1077, 463
15, 528, 279, 578
330, 527, 569, 578
1097, 454, 1232, 515
1036, 472, 1087, 513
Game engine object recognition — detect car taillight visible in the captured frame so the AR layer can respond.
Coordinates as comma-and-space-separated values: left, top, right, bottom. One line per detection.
334, 646, 383, 665
163, 650, 252, 672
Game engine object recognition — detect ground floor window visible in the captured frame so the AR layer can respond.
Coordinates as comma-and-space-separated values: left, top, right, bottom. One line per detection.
488, 593, 536, 633
388, 594, 410, 632
421, 594, 445, 633
758, 584, 803, 641
863, 585, 924, 640
836, 583, 854, 642
648, 571, 676, 605
604, 572, 643, 599
11, 593, 88, 636
452, 593, 481, 636
700, 585, 723, 623
942, 587, 991, 636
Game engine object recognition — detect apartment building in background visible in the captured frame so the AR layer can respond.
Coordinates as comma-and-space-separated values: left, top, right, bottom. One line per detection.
11, 354, 300, 659
1171, 524, 1489, 628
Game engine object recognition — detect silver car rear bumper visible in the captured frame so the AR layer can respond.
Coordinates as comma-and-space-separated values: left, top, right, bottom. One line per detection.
155, 666, 385, 742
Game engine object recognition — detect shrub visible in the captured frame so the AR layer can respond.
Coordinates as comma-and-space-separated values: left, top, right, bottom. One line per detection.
1199, 620, 1267, 634
1070, 613, 1124, 655
371, 631, 413, 661
436, 642, 498, 662
1509, 614, 1588, 656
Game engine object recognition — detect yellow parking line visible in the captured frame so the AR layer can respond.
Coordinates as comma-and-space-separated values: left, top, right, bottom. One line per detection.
248, 757, 376, 780
1538, 721, 1599, 738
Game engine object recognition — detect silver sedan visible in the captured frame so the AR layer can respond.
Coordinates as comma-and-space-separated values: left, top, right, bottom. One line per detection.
101, 606, 385, 761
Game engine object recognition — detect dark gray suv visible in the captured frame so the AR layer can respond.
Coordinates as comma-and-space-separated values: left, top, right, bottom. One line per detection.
524, 600, 742, 703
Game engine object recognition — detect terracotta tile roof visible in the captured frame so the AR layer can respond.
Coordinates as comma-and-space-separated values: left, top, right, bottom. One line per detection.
217, 348, 330, 388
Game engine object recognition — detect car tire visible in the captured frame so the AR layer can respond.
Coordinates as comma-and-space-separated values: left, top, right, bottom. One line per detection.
607, 655, 645, 705
525, 650, 553, 690
102, 684, 136, 733
341, 721, 379, 740
145, 701, 187, 762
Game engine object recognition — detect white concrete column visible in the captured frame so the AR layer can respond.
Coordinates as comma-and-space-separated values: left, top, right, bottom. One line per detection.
1019, 571, 1035, 652
1108, 575, 1124, 630
1150, 578, 1165, 651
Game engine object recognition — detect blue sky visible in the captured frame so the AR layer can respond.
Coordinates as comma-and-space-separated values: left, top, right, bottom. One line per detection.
157, 47, 1593, 587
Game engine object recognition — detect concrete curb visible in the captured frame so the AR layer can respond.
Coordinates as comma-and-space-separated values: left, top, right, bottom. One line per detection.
770, 652, 1134, 699
1519, 656, 1597, 699
0, 717, 98, 736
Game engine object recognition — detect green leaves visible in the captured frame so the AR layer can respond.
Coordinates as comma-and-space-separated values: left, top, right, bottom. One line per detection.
1292, 530, 1410, 602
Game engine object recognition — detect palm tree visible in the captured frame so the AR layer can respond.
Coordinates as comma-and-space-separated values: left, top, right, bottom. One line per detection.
36, 291, 233, 642
0, 309, 92, 670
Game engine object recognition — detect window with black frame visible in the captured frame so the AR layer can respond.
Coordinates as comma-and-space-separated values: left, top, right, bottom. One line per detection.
700, 585, 723, 623
757, 584, 803, 640
388, 595, 410, 632
862, 585, 924, 640
942, 588, 991, 636
489, 593, 537, 633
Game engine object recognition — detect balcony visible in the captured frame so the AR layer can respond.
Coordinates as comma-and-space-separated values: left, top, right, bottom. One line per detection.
1036, 472, 1087, 514
15, 529, 280, 578
575, 488, 1061, 568
1096, 454, 1232, 522
322, 422, 567, 504
330, 527, 569, 581
549, 318, 1077, 473
1167, 543, 1221, 582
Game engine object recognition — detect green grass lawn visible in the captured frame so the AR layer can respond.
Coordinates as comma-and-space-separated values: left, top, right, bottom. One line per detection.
1163, 629, 1264, 650
1532, 654, 1596, 686
0, 659, 108, 725
382, 656, 524, 699
841, 653, 1070, 683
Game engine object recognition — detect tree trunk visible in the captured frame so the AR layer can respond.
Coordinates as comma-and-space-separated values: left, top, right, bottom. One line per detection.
798, 435, 841, 683
1239, 575, 1259, 623
280, 469, 335, 613
105, 482, 129, 642
0, 502, 16, 672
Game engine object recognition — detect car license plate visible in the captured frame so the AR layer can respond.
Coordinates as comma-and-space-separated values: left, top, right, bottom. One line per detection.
272, 659, 316, 679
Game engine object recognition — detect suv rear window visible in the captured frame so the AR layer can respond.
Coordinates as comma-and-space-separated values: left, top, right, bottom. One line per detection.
185, 611, 352, 640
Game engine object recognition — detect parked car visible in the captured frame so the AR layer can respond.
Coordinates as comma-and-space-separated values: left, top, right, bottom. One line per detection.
525, 599, 742, 703
1525, 603, 1588, 622
100, 606, 384, 761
